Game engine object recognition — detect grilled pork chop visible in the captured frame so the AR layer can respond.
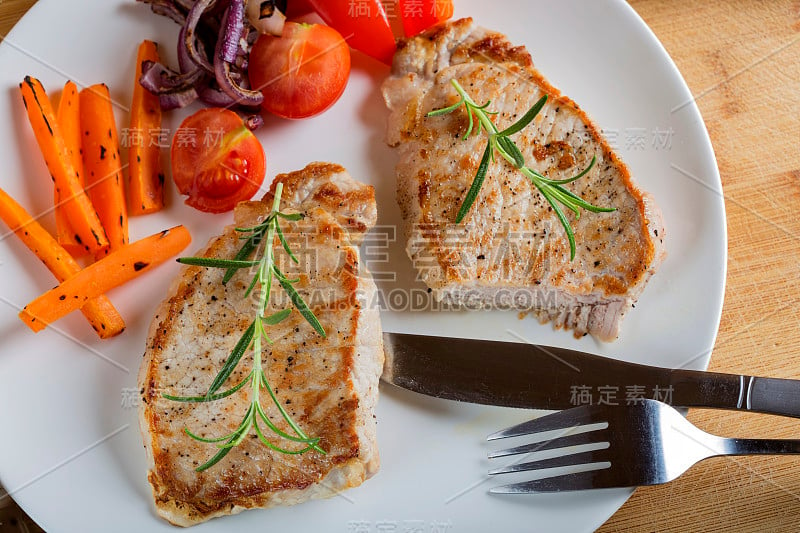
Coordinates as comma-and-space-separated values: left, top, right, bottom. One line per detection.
138, 163, 383, 526
382, 18, 665, 341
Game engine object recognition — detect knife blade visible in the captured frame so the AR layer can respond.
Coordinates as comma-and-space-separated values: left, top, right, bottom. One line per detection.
381, 332, 800, 418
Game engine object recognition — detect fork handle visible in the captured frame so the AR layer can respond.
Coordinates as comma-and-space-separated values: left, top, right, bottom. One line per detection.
720, 437, 800, 456
670, 371, 800, 418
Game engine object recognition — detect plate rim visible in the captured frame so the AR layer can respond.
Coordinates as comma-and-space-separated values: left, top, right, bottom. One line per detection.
0, 0, 728, 531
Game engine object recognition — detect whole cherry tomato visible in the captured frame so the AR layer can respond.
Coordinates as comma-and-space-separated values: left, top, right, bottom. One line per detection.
249, 22, 351, 119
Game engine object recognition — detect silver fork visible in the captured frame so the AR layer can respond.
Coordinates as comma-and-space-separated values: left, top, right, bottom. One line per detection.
486, 399, 800, 493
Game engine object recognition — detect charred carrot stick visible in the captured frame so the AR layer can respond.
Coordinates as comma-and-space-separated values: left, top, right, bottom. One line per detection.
80, 83, 128, 258
57, 81, 85, 176
0, 186, 125, 338
19, 76, 109, 255
128, 40, 165, 215
19, 225, 191, 332
54, 80, 86, 257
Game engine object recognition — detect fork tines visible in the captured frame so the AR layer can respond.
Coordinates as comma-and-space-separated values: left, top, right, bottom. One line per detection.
487, 405, 613, 493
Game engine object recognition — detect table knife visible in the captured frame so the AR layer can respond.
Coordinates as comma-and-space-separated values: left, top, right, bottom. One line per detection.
381, 332, 800, 417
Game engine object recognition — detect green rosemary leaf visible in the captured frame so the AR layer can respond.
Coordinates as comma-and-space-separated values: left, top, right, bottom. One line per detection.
464, 107, 475, 139
275, 267, 326, 338
497, 135, 525, 169
243, 272, 259, 299
162, 371, 253, 403
546, 184, 582, 218
178, 257, 259, 269
218, 406, 255, 449
264, 308, 292, 325
253, 419, 315, 455
580, 203, 617, 214
538, 184, 577, 260
550, 183, 616, 213
223, 233, 261, 284
275, 221, 298, 264
271, 265, 300, 284
254, 399, 319, 443
259, 371, 326, 454
276, 211, 304, 221
257, 321, 274, 345
219, 427, 251, 449
497, 94, 548, 137
426, 98, 465, 117
234, 221, 268, 233
540, 155, 597, 185
455, 141, 492, 223
184, 427, 239, 444
206, 321, 256, 397
194, 439, 235, 472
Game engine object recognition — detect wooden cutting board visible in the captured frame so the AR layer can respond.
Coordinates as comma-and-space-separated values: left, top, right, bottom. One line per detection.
600, 1, 800, 531
2, 1, 800, 531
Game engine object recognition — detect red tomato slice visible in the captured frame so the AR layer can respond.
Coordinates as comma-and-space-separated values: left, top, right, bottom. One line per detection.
170, 108, 266, 213
305, 0, 396, 65
398, 0, 454, 38
249, 22, 351, 119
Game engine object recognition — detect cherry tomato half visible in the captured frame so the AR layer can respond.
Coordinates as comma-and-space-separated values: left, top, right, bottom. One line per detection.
170, 108, 266, 213
305, 0, 396, 65
248, 22, 351, 119
398, 0, 454, 38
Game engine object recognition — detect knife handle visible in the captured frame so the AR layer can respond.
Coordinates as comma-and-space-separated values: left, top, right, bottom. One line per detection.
670, 369, 800, 418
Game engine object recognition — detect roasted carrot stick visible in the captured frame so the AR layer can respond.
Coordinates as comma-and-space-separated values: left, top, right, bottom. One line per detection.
19, 76, 109, 255
0, 186, 125, 338
19, 225, 191, 332
80, 83, 129, 258
128, 40, 165, 215
54, 80, 86, 257
57, 81, 85, 176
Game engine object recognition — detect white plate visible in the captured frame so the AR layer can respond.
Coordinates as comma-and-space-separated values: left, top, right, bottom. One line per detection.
0, 0, 725, 531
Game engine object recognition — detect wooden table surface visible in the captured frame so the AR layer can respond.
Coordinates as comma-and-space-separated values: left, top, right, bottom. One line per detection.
2, 0, 800, 531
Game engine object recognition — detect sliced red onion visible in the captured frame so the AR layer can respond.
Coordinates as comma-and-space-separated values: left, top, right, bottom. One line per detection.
206, 0, 230, 20
136, 0, 188, 25
197, 84, 236, 107
214, 5, 264, 107
151, 3, 187, 25
159, 87, 199, 110
172, 0, 195, 10
219, 0, 245, 63
183, 0, 217, 75
236, 31, 255, 70
177, 24, 197, 74
140, 60, 203, 94
138, 0, 270, 113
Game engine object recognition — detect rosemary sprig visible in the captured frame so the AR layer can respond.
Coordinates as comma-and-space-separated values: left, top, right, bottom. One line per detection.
427, 79, 616, 260
164, 182, 326, 472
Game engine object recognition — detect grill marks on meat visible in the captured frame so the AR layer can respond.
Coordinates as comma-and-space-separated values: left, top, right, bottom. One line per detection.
382, 18, 666, 341
138, 163, 383, 526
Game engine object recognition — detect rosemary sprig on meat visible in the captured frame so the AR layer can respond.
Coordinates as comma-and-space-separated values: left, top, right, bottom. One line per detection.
427, 79, 615, 260
163, 182, 326, 472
